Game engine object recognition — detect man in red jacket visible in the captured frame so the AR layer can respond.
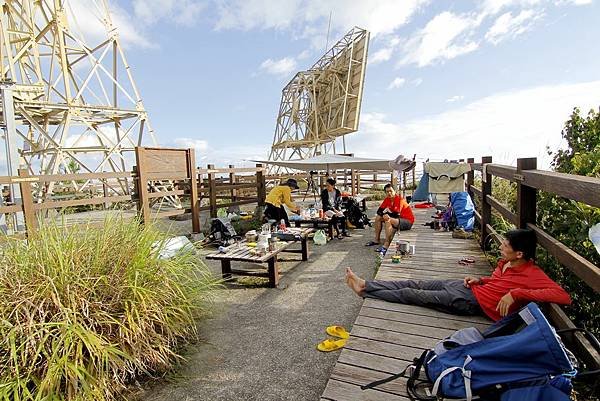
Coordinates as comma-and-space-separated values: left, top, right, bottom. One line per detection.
346, 229, 571, 321
366, 184, 415, 255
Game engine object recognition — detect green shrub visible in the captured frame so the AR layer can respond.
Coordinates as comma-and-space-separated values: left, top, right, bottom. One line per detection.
0, 216, 221, 400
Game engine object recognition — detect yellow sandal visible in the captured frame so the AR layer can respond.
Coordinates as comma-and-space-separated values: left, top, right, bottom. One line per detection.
326, 325, 350, 339
317, 338, 347, 352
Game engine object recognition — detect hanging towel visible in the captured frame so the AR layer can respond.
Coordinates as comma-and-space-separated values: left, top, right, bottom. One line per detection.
425, 162, 471, 193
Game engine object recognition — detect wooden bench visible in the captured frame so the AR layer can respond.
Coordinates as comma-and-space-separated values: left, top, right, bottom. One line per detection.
292, 218, 335, 238
320, 209, 494, 400
205, 228, 313, 288
323, 211, 600, 401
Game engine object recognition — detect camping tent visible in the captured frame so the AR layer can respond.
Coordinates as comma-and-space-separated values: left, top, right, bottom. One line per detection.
254, 154, 415, 172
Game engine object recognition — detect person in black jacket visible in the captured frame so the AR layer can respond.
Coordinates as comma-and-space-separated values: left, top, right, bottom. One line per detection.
321, 178, 350, 239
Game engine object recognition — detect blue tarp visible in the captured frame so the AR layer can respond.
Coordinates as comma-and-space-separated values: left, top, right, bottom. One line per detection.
451, 191, 475, 231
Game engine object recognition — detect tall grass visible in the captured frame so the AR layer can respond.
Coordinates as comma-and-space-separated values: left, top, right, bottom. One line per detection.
0, 216, 221, 400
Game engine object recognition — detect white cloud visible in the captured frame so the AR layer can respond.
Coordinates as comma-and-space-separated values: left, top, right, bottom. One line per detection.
345, 81, 600, 168
400, 11, 480, 67
555, 0, 593, 4
387, 77, 406, 90
369, 35, 401, 65
65, 0, 206, 49
370, 47, 394, 64
214, 0, 429, 38
446, 95, 464, 102
297, 49, 312, 60
412, 78, 424, 86
259, 57, 298, 76
169, 138, 269, 166
133, 0, 206, 26
66, 0, 152, 48
485, 9, 543, 44
174, 137, 209, 152
480, 0, 543, 16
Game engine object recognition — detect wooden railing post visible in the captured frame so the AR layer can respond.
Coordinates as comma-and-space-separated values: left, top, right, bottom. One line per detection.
207, 164, 217, 218
516, 157, 537, 229
481, 156, 493, 249
350, 169, 356, 195
466, 157, 475, 200
256, 164, 266, 206
17, 169, 37, 235
402, 170, 407, 192
188, 149, 200, 233
102, 180, 110, 209
134, 147, 151, 226
229, 164, 237, 204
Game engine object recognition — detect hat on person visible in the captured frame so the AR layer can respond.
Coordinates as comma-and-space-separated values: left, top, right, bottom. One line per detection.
285, 178, 299, 189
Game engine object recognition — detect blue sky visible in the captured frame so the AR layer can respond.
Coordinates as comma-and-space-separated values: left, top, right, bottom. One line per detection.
78, 0, 600, 167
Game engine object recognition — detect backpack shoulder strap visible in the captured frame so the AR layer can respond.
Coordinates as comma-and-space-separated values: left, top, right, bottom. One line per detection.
361, 350, 436, 401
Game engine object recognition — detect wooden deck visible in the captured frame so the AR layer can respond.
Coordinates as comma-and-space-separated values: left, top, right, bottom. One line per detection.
321, 209, 494, 401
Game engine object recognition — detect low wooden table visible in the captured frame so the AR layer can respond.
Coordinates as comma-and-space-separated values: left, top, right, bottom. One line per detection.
205, 228, 313, 288
292, 218, 335, 238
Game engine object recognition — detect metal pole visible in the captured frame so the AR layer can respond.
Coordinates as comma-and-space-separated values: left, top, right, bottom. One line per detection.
1, 81, 25, 232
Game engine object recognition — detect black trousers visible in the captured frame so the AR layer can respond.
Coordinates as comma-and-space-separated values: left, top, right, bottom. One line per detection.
331, 214, 347, 234
364, 279, 481, 316
264, 203, 289, 226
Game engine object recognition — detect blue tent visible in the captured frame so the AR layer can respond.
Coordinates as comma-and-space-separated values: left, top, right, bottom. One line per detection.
412, 172, 430, 202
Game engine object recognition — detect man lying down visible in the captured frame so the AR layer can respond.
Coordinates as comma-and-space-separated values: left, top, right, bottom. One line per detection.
346, 229, 571, 321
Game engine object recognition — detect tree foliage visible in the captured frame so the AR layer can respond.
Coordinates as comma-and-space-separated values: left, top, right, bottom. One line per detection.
537, 107, 600, 336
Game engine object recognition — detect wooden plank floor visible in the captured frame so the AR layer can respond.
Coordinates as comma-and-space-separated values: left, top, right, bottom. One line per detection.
321, 209, 494, 401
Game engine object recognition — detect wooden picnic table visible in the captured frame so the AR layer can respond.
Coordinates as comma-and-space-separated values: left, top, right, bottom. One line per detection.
205, 227, 313, 288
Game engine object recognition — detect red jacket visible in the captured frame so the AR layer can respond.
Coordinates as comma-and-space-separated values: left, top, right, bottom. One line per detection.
471, 259, 571, 321
378, 195, 415, 224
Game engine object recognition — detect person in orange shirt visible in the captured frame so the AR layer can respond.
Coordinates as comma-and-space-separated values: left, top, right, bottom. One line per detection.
366, 184, 414, 254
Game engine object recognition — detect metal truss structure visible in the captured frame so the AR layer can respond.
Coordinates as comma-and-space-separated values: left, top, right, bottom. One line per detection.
0, 0, 156, 195
268, 26, 369, 166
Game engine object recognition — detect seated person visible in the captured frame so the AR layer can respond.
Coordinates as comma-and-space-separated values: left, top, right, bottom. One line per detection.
366, 184, 414, 254
264, 178, 300, 226
320, 177, 350, 239
348, 229, 571, 321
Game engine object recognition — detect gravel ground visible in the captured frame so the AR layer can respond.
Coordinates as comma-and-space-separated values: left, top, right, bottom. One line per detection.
136, 206, 380, 401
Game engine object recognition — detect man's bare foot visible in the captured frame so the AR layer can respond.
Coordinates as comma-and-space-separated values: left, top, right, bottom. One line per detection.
345, 267, 366, 296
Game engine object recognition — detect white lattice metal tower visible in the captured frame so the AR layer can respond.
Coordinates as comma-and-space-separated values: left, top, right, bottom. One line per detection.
0, 0, 156, 193
269, 27, 369, 165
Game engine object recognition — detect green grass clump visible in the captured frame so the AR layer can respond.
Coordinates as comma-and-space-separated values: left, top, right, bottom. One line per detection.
0, 216, 221, 400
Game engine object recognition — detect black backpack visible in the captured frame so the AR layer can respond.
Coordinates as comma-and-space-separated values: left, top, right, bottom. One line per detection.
210, 218, 237, 244
343, 198, 371, 229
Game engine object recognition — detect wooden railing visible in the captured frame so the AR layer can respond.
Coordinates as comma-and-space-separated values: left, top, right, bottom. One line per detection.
467, 156, 600, 369
197, 164, 266, 218
0, 170, 136, 236
0, 151, 268, 236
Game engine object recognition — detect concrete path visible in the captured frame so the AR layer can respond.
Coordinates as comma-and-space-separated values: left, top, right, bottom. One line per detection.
137, 209, 381, 401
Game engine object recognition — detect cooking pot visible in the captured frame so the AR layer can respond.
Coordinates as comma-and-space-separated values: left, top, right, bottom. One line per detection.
396, 240, 411, 255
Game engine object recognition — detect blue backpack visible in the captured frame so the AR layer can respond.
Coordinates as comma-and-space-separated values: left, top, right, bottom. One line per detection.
362, 303, 599, 401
